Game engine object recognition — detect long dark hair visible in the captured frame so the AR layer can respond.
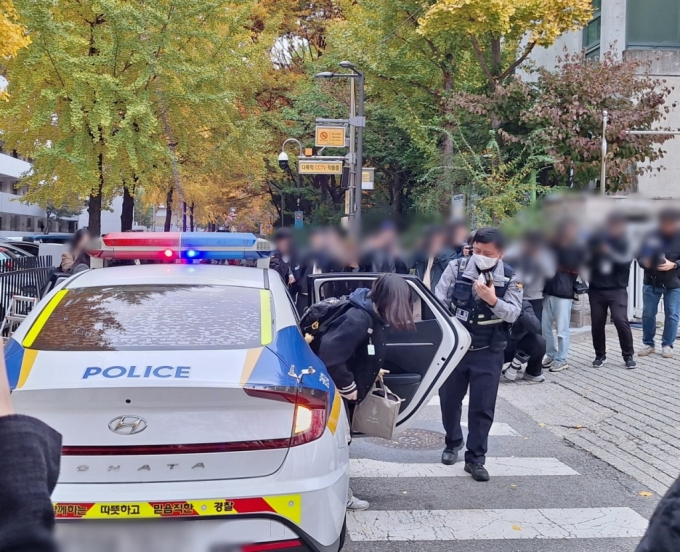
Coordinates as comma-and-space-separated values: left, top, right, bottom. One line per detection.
369, 274, 416, 331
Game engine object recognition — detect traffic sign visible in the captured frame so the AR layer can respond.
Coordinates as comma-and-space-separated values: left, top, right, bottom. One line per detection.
299, 161, 343, 175
315, 126, 346, 148
294, 211, 304, 229
261, 222, 273, 235
361, 168, 375, 191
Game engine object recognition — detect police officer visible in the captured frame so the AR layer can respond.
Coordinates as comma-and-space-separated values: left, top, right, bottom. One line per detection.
435, 227, 522, 481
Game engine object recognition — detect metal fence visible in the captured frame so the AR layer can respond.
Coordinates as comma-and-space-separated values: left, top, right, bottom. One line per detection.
0, 256, 54, 318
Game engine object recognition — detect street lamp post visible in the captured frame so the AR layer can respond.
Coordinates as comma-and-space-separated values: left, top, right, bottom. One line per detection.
280, 138, 304, 212
315, 62, 365, 240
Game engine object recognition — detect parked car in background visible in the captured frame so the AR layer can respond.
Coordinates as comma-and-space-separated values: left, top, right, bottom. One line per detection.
22, 233, 74, 245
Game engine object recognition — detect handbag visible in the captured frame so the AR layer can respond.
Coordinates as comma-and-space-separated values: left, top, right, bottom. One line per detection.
351, 376, 403, 440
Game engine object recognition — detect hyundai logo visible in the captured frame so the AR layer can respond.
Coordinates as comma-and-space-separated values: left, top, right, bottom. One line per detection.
108, 416, 148, 435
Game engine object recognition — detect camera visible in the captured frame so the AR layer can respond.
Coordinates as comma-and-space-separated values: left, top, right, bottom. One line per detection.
278, 152, 289, 170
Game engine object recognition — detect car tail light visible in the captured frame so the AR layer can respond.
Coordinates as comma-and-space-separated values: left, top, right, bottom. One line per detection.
242, 540, 303, 551
244, 386, 329, 447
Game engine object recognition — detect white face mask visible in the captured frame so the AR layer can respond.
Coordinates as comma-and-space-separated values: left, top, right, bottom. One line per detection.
472, 253, 499, 272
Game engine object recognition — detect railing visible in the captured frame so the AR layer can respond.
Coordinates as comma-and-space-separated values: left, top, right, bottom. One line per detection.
0, 256, 54, 319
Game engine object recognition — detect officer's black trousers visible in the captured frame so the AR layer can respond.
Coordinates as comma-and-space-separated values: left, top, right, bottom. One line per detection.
439, 348, 504, 464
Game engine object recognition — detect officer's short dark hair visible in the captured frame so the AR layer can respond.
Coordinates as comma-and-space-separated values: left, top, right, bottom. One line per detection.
472, 227, 506, 251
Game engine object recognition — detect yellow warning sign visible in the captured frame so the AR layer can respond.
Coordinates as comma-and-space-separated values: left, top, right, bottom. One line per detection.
315, 126, 346, 148
299, 161, 343, 175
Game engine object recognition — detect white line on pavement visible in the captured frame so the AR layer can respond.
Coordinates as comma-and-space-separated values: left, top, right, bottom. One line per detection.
460, 421, 520, 436
347, 507, 647, 541
428, 395, 468, 406
350, 457, 580, 478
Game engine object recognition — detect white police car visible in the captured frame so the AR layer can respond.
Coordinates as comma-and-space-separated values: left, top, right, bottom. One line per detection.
5, 232, 469, 552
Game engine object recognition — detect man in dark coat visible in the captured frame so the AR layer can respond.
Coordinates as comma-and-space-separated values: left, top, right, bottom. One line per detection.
411, 226, 459, 292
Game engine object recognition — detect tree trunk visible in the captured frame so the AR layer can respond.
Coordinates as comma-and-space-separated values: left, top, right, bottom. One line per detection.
182, 201, 187, 232
121, 186, 134, 231
164, 188, 173, 232
441, 58, 455, 175
491, 38, 502, 78
88, 153, 104, 237
189, 203, 195, 232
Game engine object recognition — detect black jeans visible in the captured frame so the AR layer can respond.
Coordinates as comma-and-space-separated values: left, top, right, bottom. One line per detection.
529, 298, 543, 325
505, 333, 546, 377
588, 288, 634, 357
439, 348, 503, 464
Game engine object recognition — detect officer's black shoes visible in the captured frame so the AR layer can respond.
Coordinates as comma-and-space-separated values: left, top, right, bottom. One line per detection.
441, 445, 463, 465
464, 462, 490, 482
592, 355, 607, 367
624, 355, 638, 369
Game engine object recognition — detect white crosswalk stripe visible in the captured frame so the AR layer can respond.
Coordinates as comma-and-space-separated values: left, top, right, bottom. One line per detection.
428, 395, 468, 406
350, 457, 579, 478
347, 507, 648, 541
349, 415, 649, 546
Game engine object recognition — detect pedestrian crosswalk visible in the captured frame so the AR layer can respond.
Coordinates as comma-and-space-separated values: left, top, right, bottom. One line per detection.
348, 410, 649, 547
350, 457, 579, 478
348, 507, 648, 541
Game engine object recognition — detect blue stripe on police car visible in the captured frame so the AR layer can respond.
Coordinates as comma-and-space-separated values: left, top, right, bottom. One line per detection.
83, 366, 191, 379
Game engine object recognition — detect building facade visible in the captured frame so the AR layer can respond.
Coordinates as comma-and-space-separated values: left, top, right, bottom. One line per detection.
0, 148, 122, 236
529, 0, 680, 198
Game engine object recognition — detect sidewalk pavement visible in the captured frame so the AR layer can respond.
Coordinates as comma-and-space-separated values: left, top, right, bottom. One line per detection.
499, 325, 680, 496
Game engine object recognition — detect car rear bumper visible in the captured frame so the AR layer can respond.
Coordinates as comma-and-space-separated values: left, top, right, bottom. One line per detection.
53, 430, 350, 552
56, 513, 343, 552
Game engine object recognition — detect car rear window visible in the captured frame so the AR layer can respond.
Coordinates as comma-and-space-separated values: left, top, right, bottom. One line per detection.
31, 285, 270, 351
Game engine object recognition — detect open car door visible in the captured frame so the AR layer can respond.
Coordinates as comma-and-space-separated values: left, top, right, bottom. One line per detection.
308, 273, 471, 431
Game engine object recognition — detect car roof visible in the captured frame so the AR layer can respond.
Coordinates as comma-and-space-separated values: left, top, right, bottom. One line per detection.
65, 263, 268, 289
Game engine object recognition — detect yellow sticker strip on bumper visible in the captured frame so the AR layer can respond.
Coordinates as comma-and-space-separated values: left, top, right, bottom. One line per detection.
260, 289, 273, 345
22, 289, 68, 348
54, 495, 301, 524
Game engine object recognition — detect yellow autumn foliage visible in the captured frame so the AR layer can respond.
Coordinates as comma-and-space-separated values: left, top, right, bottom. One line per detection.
419, 0, 593, 47
0, 0, 29, 59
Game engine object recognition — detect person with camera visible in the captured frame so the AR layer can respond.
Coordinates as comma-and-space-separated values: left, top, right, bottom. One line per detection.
435, 227, 523, 482
587, 212, 636, 368
637, 208, 680, 359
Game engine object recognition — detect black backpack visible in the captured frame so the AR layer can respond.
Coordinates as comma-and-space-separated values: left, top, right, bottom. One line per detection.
300, 296, 353, 352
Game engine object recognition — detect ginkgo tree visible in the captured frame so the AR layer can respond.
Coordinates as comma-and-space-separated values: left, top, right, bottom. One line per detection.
0, 0, 270, 235
418, 0, 593, 91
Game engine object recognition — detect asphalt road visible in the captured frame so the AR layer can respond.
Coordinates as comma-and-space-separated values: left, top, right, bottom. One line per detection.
343, 385, 658, 551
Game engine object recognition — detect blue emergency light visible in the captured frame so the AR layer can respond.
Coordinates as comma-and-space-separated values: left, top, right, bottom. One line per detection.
87, 232, 274, 262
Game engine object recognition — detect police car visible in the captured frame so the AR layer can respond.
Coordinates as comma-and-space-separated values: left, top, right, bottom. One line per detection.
4, 232, 469, 552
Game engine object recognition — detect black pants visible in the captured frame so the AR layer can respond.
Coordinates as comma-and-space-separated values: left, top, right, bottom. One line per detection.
504, 333, 546, 377
439, 348, 503, 464
529, 299, 543, 325
588, 288, 634, 357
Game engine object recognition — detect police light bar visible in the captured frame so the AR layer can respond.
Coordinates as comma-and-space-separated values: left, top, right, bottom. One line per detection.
86, 232, 274, 261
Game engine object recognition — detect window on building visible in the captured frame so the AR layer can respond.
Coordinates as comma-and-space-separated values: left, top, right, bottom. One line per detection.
584, 0, 601, 59
628, 0, 680, 49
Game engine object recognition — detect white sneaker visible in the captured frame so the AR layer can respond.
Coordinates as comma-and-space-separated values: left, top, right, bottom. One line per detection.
662, 346, 674, 359
638, 345, 655, 357
542, 355, 555, 368
503, 366, 520, 381
347, 489, 369, 511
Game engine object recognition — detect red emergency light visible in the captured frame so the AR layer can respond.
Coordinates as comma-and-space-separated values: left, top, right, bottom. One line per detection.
86, 232, 273, 261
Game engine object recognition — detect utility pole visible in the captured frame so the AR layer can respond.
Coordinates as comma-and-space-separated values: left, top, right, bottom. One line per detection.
354, 70, 365, 240
600, 110, 608, 195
